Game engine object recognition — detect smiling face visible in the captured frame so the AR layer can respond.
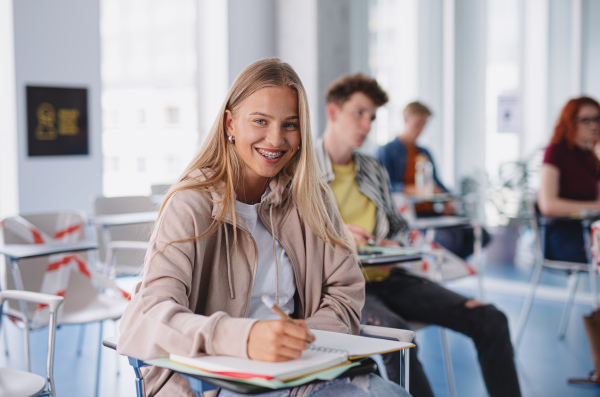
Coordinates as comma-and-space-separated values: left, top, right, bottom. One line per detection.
574, 104, 600, 148
225, 86, 301, 202
328, 92, 378, 151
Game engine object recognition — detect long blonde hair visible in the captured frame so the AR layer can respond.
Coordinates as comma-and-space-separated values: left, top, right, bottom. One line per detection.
160, 58, 354, 253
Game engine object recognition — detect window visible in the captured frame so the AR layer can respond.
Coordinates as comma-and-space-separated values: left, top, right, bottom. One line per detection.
101, 0, 200, 197
367, 0, 419, 148
165, 106, 180, 125
136, 109, 146, 126
137, 157, 146, 172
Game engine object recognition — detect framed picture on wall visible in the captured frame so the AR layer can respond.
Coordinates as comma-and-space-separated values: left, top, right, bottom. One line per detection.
26, 85, 89, 157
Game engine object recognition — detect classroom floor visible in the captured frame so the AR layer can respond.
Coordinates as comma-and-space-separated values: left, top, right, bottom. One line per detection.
1, 260, 599, 397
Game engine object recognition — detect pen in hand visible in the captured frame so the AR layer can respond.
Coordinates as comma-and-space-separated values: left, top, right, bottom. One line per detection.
261, 295, 315, 343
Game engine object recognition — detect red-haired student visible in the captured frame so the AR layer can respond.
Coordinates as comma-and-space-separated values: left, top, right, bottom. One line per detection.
539, 96, 600, 262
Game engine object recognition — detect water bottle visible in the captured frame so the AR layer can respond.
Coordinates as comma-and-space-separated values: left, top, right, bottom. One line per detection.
423, 160, 434, 196
415, 160, 425, 195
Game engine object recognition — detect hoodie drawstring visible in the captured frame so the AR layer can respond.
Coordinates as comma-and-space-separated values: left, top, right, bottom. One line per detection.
223, 223, 234, 299
270, 205, 279, 304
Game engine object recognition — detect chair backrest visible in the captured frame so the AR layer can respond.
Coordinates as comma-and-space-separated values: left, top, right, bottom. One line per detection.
525, 195, 544, 258
92, 195, 156, 265
0, 211, 101, 327
0, 290, 64, 397
150, 183, 171, 196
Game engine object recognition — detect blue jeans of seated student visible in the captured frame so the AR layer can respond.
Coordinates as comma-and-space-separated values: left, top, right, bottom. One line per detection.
546, 221, 589, 263
217, 374, 410, 397
433, 224, 492, 259
362, 269, 521, 397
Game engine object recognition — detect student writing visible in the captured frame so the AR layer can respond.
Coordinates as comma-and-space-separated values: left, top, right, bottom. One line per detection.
117, 58, 409, 397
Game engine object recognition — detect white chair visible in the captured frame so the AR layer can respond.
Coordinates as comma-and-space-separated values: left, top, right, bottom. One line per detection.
359, 324, 415, 389
589, 220, 600, 308
0, 211, 129, 397
150, 184, 171, 205
392, 192, 485, 397
0, 290, 63, 397
92, 195, 157, 277
514, 198, 598, 346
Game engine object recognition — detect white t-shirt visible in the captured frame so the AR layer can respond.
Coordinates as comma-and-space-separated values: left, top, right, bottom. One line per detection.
234, 200, 296, 320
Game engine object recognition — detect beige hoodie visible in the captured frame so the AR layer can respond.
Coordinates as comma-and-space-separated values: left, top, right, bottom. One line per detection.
117, 170, 365, 396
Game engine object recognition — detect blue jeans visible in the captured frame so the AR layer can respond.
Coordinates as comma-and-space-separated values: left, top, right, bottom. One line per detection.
546, 221, 589, 263
433, 224, 491, 259
217, 374, 410, 396
362, 269, 521, 397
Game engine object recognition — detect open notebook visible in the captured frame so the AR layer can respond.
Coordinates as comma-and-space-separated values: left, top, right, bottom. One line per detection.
170, 329, 413, 382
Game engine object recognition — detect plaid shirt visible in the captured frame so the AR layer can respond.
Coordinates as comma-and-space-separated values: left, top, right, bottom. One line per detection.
315, 139, 409, 244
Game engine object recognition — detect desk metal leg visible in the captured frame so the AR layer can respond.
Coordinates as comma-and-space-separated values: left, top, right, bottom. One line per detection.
424, 228, 444, 282
583, 225, 599, 309
128, 357, 146, 397
473, 221, 485, 299
440, 328, 456, 397
182, 374, 219, 397
557, 272, 579, 339
100, 226, 113, 277
401, 348, 410, 393
8, 257, 31, 371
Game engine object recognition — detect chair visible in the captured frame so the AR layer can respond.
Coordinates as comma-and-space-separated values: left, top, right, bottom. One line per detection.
0, 211, 130, 397
103, 324, 415, 397
150, 184, 171, 205
92, 195, 157, 277
514, 197, 598, 347
0, 290, 63, 397
392, 192, 485, 397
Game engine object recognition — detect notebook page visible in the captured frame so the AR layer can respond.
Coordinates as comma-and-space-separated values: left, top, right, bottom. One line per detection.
311, 330, 414, 360
170, 348, 347, 382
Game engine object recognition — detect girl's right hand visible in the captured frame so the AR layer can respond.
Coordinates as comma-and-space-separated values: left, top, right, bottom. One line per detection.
247, 319, 315, 362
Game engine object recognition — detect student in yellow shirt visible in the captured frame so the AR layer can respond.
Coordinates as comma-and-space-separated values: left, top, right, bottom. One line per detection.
315, 73, 521, 397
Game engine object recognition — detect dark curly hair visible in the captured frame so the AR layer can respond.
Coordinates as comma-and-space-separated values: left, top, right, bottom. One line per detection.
325, 73, 388, 107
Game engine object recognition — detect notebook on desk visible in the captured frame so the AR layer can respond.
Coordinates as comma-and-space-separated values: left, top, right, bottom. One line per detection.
170, 329, 413, 383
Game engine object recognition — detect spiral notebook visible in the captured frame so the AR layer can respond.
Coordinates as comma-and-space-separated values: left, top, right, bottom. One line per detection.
170, 329, 413, 382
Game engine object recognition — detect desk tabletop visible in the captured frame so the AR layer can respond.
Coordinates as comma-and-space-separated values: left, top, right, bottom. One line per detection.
102, 337, 378, 395
358, 246, 422, 266
0, 241, 98, 259
91, 211, 158, 227
403, 192, 453, 204
357, 245, 476, 282
412, 216, 471, 230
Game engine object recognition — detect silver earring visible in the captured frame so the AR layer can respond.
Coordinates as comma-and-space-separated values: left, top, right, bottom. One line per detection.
229, 135, 234, 143
297, 145, 301, 150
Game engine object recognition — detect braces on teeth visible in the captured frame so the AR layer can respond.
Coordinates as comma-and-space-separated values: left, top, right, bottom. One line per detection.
258, 149, 284, 159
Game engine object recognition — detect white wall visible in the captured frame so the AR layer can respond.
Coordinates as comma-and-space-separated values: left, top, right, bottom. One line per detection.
582, 0, 600, 98
11, 0, 103, 214
454, 0, 487, 185
227, 0, 276, 85
317, 0, 352, 134
0, 0, 19, 217
548, 0, 573, 129
276, 0, 319, 136
417, 0, 444, 178
521, 0, 550, 159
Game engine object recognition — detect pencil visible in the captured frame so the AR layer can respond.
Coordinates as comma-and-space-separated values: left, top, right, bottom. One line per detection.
261, 295, 294, 322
